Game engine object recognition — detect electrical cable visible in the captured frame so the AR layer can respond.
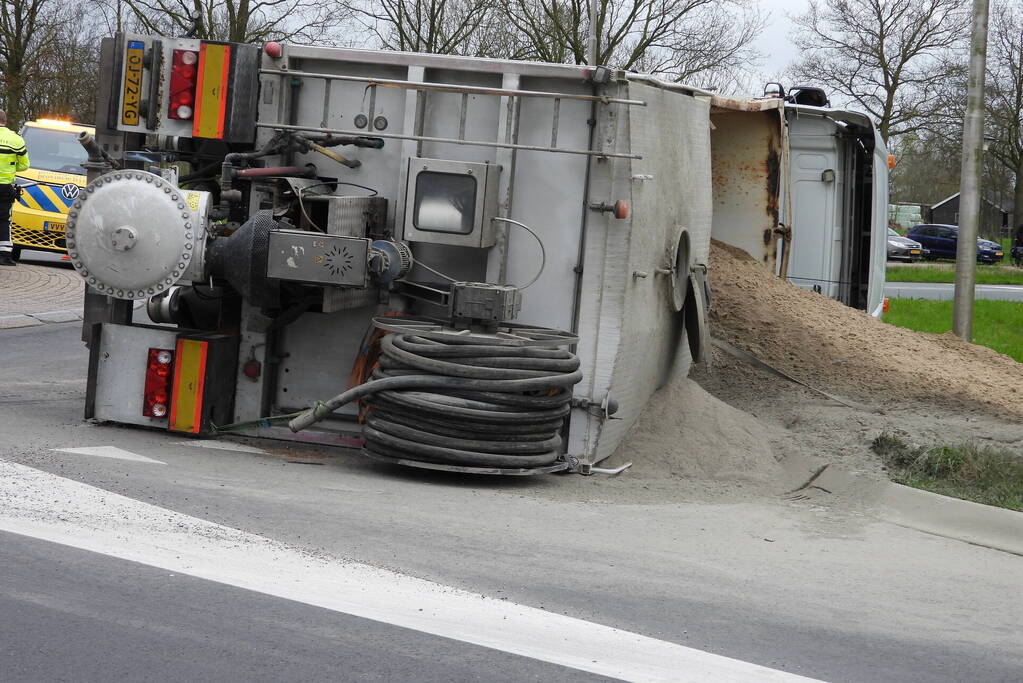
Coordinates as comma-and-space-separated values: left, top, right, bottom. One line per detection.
411, 259, 458, 283
214, 411, 304, 433
289, 332, 582, 469
291, 180, 379, 233
492, 217, 546, 289
402, 217, 546, 286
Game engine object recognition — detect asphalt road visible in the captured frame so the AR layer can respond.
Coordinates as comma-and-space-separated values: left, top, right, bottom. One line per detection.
1, 531, 599, 683
885, 281, 1023, 301
1, 313, 1022, 681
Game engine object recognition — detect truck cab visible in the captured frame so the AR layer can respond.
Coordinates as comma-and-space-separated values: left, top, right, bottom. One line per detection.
10, 119, 94, 259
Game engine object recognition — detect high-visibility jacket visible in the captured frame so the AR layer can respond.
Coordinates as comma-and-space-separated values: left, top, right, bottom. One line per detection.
0, 127, 29, 185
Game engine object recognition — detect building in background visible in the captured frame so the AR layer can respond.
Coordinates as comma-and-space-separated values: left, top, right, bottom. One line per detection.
928, 193, 1008, 240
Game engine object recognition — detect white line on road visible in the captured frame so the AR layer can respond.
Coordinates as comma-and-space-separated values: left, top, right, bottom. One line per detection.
0, 460, 822, 682
52, 446, 166, 465
176, 439, 267, 454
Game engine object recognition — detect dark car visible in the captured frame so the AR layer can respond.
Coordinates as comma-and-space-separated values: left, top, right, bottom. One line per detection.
886, 227, 926, 261
906, 224, 1005, 264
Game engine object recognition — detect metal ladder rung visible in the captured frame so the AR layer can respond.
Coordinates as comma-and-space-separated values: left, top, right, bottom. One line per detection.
458, 93, 468, 141
320, 79, 332, 128
551, 98, 560, 148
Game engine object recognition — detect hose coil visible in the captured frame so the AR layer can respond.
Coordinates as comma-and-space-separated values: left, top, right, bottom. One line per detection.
290, 331, 581, 470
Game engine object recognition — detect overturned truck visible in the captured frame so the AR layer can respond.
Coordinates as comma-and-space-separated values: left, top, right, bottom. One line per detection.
71, 34, 714, 474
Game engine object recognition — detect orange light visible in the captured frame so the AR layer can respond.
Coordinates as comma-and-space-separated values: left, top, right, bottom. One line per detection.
882, 297, 890, 313
887, 154, 896, 170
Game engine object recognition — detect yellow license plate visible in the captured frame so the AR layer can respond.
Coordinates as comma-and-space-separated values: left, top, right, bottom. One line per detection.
121, 40, 145, 126
996, 251, 1004, 256
43, 221, 65, 233
910, 249, 921, 254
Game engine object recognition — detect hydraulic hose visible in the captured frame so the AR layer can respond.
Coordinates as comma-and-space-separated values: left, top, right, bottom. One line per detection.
289, 332, 581, 469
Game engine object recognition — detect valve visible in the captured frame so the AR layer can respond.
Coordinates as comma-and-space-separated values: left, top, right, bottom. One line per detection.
589, 200, 629, 220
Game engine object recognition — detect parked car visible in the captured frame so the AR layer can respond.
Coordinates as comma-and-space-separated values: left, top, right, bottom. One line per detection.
906, 224, 1005, 264
886, 227, 925, 261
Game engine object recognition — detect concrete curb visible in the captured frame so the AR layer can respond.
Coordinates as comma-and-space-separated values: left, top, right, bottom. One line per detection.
878, 484, 1023, 556
782, 455, 1023, 556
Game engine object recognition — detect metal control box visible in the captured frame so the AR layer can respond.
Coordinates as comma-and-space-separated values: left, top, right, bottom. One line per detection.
451, 282, 522, 322
267, 230, 370, 288
402, 158, 501, 248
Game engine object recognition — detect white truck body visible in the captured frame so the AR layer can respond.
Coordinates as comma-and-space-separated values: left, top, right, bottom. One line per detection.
77, 34, 717, 471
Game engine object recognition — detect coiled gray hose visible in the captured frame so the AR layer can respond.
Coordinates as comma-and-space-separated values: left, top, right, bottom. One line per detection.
289, 332, 581, 469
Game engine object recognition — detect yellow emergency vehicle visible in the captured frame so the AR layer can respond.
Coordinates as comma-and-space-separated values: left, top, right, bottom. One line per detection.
10, 119, 94, 259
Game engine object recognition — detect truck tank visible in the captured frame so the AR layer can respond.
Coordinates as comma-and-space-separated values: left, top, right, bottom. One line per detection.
68, 34, 713, 475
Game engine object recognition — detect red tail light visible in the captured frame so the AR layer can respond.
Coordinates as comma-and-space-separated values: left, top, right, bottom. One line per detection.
143, 348, 175, 418
168, 49, 199, 120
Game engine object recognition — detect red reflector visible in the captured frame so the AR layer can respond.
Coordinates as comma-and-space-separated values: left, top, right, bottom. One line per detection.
143, 347, 175, 418
243, 359, 261, 379
613, 200, 629, 220
168, 49, 200, 121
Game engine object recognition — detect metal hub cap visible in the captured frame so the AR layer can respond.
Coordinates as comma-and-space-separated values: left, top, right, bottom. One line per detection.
66, 171, 196, 300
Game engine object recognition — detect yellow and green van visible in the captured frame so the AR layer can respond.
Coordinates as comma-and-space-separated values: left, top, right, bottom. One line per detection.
10, 119, 94, 258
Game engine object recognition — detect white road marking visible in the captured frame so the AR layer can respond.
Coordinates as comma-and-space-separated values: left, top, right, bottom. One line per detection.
0, 460, 821, 683
52, 446, 165, 465
177, 439, 266, 454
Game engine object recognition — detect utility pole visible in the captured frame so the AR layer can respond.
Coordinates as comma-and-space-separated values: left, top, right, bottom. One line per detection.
953, 0, 991, 341
587, 0, 598, 66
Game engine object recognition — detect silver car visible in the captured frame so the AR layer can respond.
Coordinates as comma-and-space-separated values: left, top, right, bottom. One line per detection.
887, 227, 925, 261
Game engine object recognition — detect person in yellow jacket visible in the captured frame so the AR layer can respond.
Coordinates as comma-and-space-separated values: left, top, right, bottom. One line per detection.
0, 110, 30, 266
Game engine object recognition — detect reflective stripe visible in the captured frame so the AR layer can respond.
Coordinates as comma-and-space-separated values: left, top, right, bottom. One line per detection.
0, 128, 28, 183
38, 184, 73, 210
19, 185, 61, 213
170, 339, 209, 433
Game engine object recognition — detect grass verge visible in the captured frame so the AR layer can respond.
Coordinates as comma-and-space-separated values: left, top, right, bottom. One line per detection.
871, 432, 1023, 511
886, 264, 1023, 285
882, 298, 1023, 362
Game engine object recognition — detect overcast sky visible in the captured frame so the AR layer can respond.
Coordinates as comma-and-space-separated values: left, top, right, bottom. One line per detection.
754, 0, 808, 79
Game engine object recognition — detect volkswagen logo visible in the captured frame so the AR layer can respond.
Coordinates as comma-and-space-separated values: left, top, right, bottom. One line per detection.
61, 183, 80, 200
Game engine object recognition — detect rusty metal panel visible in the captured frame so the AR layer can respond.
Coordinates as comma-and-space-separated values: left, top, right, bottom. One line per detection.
709, 94, 785, 114
709, 109, 787, 270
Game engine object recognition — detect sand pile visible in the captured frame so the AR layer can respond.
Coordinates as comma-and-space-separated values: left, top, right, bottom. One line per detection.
708, 240, 1023, 417
612, 377, 783, 485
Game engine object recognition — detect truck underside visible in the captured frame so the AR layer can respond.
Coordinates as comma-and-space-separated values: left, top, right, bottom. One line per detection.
71, 34, 717, 475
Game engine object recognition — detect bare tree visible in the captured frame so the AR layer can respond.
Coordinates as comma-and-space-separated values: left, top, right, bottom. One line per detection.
889, 132, 961, 204
353, 0, 497, 55
28, 6, 102, 123
984, 3, 1023, 227
122, 0, 349, 44
502, 0, 763, 85
348, 0, 762, 89
789, 0, 969, 141
0, 0, 64, 127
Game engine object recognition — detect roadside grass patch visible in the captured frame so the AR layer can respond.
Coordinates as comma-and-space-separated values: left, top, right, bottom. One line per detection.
871, 432, 1023, 511
882, 299, 1023, 362
886, 264, 1023, 285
